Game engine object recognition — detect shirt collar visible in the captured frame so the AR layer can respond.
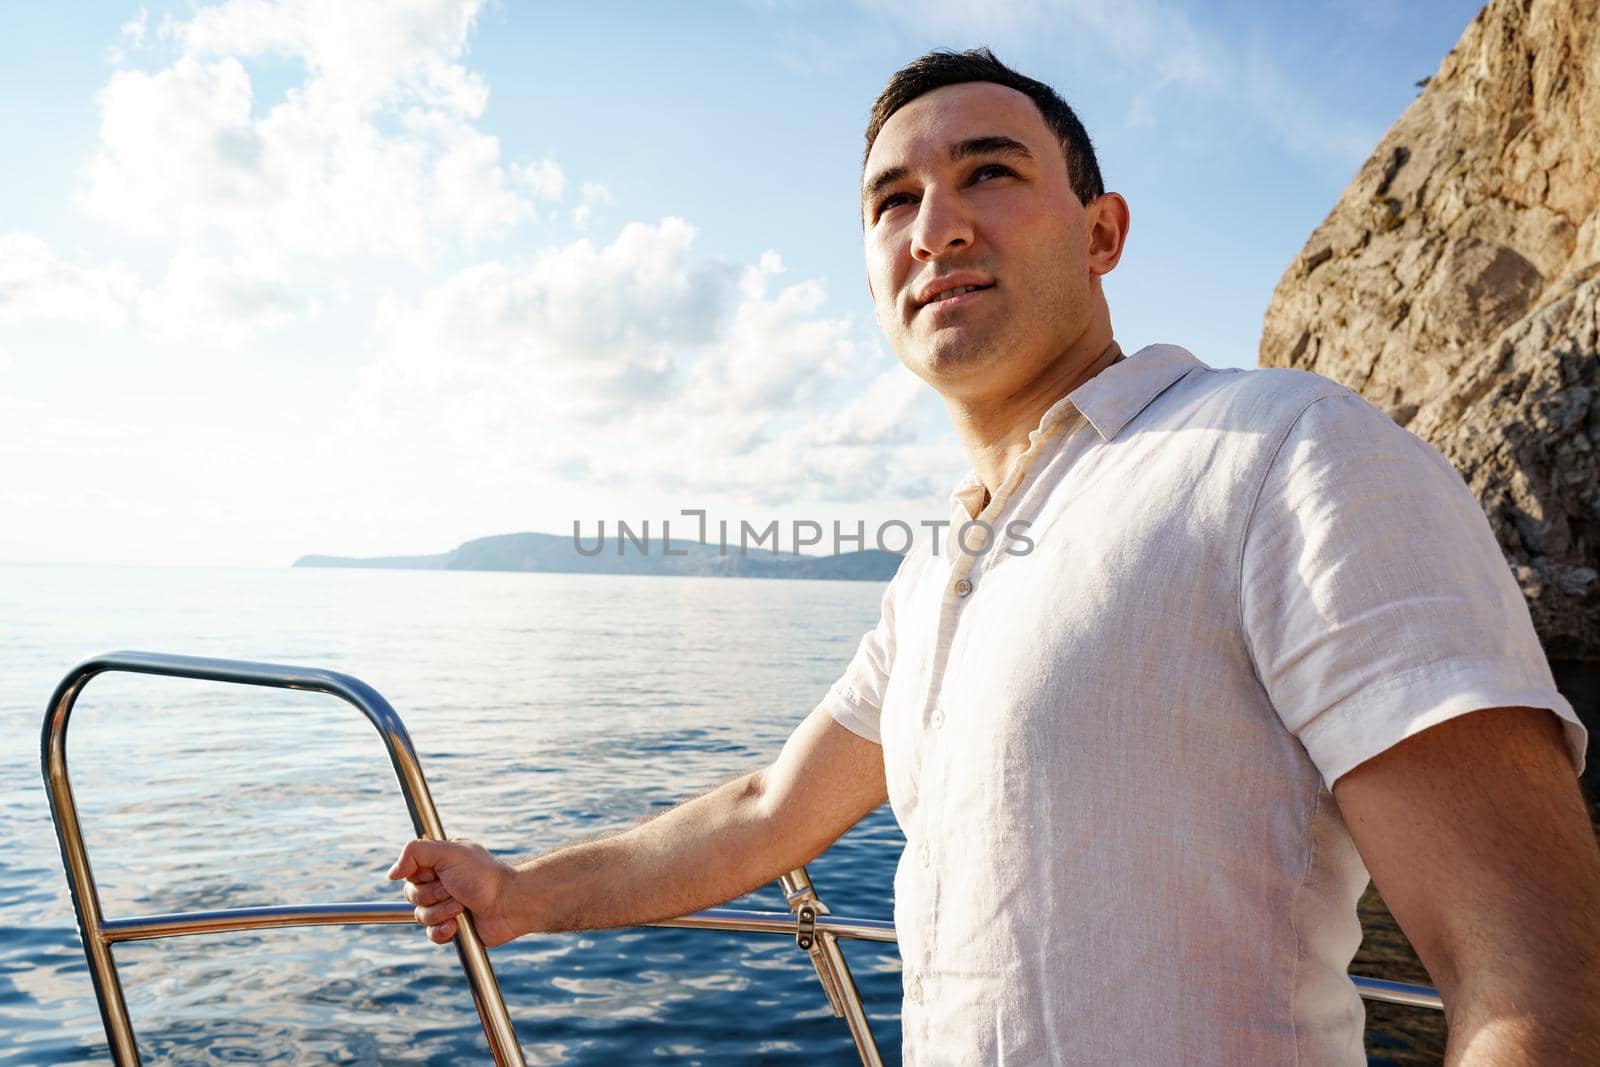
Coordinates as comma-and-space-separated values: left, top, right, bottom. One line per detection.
1070, 343, 1205, 442
948, 469, 989, 519
945, 343, 1206, 518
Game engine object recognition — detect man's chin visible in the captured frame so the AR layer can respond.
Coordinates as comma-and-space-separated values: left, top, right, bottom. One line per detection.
907, 337, 1001, 390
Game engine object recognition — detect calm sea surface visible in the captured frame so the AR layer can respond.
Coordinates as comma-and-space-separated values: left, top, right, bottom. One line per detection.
0, 563, 1445, 1064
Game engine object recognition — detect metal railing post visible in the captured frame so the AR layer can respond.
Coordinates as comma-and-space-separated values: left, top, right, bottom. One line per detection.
41, 651, 527, 1066
781, 866, 884, 1067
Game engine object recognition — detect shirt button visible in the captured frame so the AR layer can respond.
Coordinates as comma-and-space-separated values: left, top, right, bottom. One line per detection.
918, 842, 931, 867
907, 974, 924, 1003
953, 577, 973, 597
929, 707, 945, 729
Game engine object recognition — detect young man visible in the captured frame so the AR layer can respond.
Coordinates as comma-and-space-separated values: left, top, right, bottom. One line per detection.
392, 50, 1600, 1063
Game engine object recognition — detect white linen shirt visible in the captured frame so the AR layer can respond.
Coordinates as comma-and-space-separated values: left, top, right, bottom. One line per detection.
821, 343, 1585, 1066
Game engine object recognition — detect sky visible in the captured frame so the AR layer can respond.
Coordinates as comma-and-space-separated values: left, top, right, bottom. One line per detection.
0, 0, 1487, 567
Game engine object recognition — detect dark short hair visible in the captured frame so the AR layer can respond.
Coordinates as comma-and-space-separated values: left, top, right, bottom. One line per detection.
864, 47, 1105, 206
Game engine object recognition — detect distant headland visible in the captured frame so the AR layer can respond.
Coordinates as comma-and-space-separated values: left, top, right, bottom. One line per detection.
293, 530, 903, 582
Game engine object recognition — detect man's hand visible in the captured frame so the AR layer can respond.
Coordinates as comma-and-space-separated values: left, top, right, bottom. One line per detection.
1334, 706, 1600, 1064
388, 838, 521, 947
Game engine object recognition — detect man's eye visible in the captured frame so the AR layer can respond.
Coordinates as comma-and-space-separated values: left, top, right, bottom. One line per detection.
877, 193, 913, 217
972, 164, 1013, 183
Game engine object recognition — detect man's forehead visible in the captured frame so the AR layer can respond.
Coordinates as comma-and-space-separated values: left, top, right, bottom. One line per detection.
865, 82, 1049, 174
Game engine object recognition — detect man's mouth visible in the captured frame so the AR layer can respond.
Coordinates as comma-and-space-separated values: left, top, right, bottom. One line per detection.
918, 281, 996, 311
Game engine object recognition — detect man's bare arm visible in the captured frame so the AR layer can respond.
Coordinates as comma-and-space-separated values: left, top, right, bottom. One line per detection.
388, 704, 887, 946
1333, 706, 1600, 1064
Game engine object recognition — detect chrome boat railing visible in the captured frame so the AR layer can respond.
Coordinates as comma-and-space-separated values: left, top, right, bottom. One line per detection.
42, 652, 1442, 1065
42, 652, 525, 1065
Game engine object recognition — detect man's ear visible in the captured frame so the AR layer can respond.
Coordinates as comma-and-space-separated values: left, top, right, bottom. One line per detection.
1086, 193, 1131, 278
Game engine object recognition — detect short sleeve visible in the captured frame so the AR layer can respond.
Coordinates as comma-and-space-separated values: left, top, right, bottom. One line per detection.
817, 565, 904, 745
1241, 390, 1586, 790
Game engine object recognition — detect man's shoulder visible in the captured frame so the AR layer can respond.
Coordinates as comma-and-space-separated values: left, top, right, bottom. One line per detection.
1161, 359, 1383, 441
1179, 363, 1460, 507
1184, 361, 1354, 412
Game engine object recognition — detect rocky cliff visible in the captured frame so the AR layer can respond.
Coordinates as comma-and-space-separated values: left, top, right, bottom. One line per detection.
1259, 0, 1599, 661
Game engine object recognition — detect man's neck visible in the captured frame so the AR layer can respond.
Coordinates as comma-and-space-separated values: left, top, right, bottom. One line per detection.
948, 335, 1124, 503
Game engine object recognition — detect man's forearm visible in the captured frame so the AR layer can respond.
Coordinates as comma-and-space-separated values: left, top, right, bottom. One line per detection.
504, 769, 795, 935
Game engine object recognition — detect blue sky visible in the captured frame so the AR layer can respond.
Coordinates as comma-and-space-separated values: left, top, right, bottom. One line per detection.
1, 0, 1485, 566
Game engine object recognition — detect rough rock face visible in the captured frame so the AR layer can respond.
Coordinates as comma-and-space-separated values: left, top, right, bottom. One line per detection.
1259, 0, 1599, 661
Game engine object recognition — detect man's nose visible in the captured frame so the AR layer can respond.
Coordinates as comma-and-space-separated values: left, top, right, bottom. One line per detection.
910, 185, 973, 261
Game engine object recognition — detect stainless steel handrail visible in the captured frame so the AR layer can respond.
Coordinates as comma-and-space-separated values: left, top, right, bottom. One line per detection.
42, 651, 527, 1066
92, 901, 898, 945
43, 651, 1443, 1066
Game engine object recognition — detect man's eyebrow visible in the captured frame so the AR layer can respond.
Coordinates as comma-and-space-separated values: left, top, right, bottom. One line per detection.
949, 135, 1034, 164
862, 136, 1036, 209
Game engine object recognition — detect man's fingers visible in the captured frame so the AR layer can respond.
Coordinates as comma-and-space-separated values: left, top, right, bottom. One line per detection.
390, 839, 484, 949
387, 838, 449, 881
399, 869, 440, 892
414, 899, 463, 927
403, 879, 452, 907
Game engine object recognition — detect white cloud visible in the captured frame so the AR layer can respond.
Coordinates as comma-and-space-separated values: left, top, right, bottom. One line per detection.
0, 233, 139, 324
49, 0, 600, 345
573, 181, 615, 229
802, 367, 924, 448
140, 249, 316, 343
0, 232, 326, 344
357, 219, 947, 506
87, 56, 267, 240
518, 159, 568, 201
0, 231, 327, 343
367, 218, 738, 415
86, 0, 553, 261
107, 6, 149, 64
171, 0, 489, 115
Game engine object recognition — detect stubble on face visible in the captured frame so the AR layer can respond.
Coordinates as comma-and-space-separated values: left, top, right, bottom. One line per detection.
918, 240, 1092, 390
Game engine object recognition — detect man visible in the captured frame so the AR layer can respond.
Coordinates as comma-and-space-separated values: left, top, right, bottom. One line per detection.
391, 49, 1600, 1063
